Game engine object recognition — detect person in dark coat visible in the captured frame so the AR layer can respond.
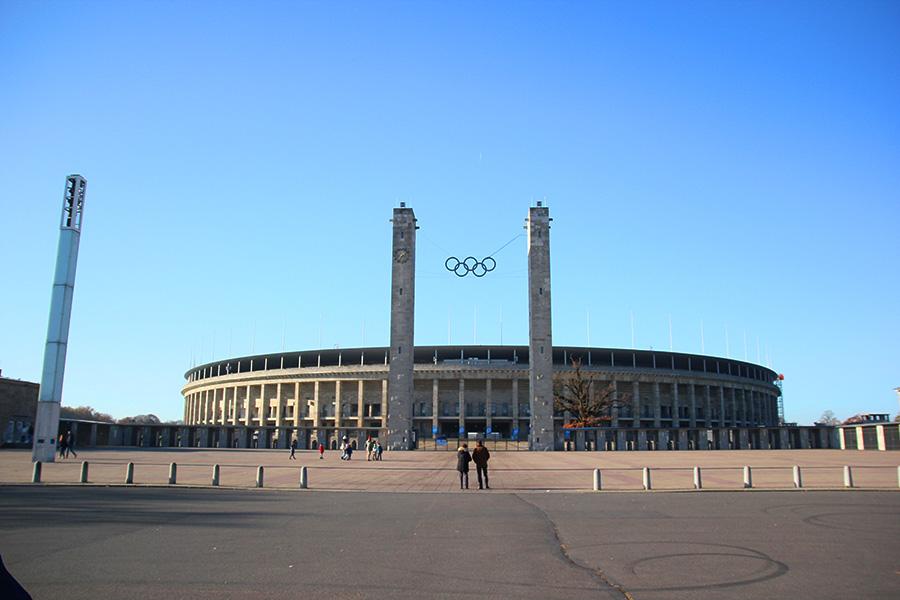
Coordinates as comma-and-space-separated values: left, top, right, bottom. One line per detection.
289, 438, 297, 460
472, 439, 491, 489
65, 431, 77, 459
456, 443, 472, 489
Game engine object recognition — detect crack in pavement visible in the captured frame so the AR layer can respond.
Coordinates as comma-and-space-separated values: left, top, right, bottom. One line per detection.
514, 493, 635, 600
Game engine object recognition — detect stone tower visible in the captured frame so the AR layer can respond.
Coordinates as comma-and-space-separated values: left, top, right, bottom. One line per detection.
32, 174, 86, 463
527, 202, 554, 451
387, 203, 416, 450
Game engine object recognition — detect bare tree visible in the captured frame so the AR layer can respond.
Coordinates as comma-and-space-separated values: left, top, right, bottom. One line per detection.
818, 410, 840, 426
553, 357, 631, 427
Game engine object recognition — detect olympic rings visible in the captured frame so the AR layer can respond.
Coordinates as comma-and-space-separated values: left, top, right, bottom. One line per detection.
445, 256, 497, 278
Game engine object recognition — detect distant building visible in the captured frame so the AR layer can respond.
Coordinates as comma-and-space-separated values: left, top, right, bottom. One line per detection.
181, 344, 788, 451
843, 413, 891, 425
0, 374, 39, 447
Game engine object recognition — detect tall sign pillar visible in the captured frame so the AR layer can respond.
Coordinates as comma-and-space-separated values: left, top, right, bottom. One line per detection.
387, 203, 416, 450
527, 201, 554, 451
32, 175, 87, 462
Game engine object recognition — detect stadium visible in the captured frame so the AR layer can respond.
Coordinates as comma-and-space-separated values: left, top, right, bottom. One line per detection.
181, 343, 793, 451
176, 202, 835, 452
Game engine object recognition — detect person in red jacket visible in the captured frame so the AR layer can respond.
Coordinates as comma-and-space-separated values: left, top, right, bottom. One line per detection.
472, 439, 491, 489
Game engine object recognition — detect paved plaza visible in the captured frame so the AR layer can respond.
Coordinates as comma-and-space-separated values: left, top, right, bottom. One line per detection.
1, 448, 898, 599
2, 447, 899, 491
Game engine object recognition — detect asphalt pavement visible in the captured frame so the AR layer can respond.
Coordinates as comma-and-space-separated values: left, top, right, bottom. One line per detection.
1, 486, 898, 599
1, 448, 898, 599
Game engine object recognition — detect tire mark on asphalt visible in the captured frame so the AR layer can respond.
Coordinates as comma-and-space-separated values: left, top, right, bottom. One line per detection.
513, 493, 635, 600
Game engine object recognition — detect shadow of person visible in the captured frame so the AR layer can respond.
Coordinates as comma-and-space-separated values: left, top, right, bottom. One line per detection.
0, 553, 32, 600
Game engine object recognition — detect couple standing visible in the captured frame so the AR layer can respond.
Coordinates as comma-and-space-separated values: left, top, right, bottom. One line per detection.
456, 440, 490, 490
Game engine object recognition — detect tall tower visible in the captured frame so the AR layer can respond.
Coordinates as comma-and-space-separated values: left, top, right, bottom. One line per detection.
32, 175, 86, 462
387, 203, 416, 450
527, 201, 554, 451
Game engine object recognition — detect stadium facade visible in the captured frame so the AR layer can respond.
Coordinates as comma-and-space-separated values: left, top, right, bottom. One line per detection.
182, 203, 804, 451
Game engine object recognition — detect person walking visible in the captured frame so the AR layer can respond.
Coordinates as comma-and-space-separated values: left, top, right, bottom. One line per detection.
456, 443, 472, 489
289, 438, 297, 460
365, 437, 374, 461
65, 431, 77, 459
318, 443, 324, 459
472, 439, 491, 489
57, 433, 67, 459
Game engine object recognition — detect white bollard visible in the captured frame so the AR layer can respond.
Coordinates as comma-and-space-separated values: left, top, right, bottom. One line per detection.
256, 466, 264, 488
169, 462, 177, 485
32, 461, 42, 483
643, 467, 651, 490
300, 466, 308, 489
694, 466, 702, 489
125, 462, 134, 484
793, 465, 802, 488
593, 469, 601, 491
743, 466, 752, 488
80, 461, 89, 483
843, 465, 853, 488
212, 464, 220, 486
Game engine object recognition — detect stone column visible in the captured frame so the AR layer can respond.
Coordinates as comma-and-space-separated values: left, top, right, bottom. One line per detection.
312, 381, 321, 441
431, 379, 439, 439
729, 387, 737, 427
652, 381, 661, 428
718, 386, 726, 427
293, 382, 300, 429
458, 379, 466, 438
632, 381, 641, 426
611, 380, 619, 427
358, 380, 365, 430
381, 380, 388, 430
275, 383, 283, 429
689, 383, 697, 428
672, 382, 680, 427
244, 384, 252, 427
512, 378, 520, 439
334, 380, 342, 434
387, 203, 416, 450
486, 378, 493, 436
698, 385, 707, 428
752, 390, 759, 426
527, 202, 554, 450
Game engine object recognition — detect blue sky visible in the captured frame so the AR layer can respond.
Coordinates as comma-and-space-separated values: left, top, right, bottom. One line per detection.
2, 0, 897, 424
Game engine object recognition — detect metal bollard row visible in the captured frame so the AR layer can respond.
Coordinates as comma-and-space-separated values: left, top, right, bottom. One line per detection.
587, 464, 897, 491
27, 461, 316, 488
